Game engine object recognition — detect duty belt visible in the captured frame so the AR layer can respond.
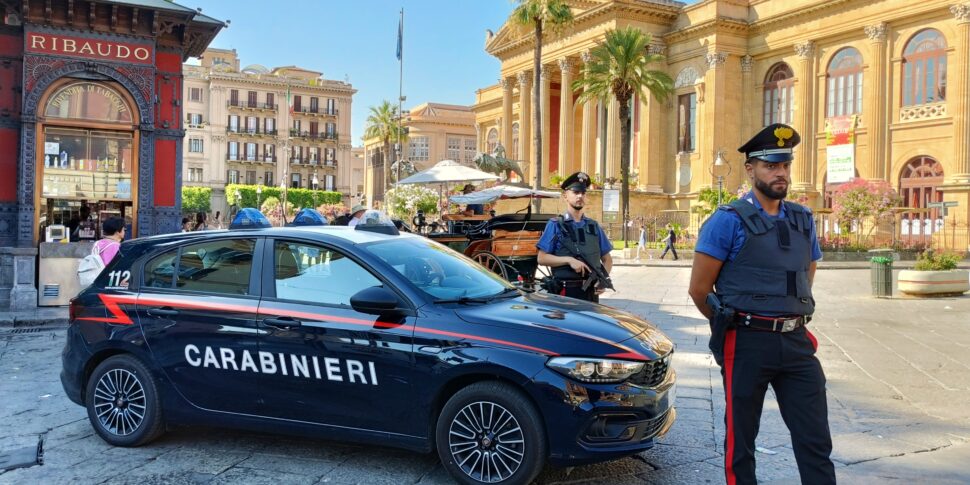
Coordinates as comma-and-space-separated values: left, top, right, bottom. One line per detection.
734, 312, 811, 332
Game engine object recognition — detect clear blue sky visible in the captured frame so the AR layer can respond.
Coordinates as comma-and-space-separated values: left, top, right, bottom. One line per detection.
186, 0, 514, 146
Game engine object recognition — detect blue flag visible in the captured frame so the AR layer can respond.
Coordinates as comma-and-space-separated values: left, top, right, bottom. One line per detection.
396, 15, 402, 60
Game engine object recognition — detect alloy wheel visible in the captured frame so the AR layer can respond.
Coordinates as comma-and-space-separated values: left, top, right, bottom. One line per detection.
448, 401, 525, 483
92, 368, 146, 436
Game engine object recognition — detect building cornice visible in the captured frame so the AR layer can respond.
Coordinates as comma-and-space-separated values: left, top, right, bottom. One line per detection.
663, 16, 749, 44
204, 73, 356, 95
487, 0, 680, 60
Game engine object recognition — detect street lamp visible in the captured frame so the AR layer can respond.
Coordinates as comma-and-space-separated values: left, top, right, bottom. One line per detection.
709, 149, 732, 206
311, 173, 319, 208
256, 184, 262, 209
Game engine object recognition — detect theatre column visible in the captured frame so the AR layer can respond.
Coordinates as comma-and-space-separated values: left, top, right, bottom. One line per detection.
580, 51, 596, 175
501, 77, 513, 151
517, 71, 532, 179
793, 41, 818, 202
540, 66, 552, 185
558, 58, 575, 176
864, 23, 889, 181
942, 4, 970, 250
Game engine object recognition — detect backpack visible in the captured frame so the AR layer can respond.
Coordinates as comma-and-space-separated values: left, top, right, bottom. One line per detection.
77, 240, 114, 287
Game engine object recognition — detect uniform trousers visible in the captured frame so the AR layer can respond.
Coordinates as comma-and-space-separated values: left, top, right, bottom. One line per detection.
721, 325, 835, 485
557, 280, 598, 303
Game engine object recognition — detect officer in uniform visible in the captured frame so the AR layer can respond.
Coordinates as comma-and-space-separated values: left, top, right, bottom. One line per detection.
688, 123, 836, 485
537, 172, 613, 302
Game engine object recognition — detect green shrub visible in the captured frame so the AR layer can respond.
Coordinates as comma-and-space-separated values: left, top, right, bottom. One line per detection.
913, 249, 961, 271
225, 184, 342, 210
181, 186, 211, 214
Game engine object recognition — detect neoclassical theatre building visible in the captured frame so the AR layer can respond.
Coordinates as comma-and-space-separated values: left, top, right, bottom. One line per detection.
473, 0, 970, 248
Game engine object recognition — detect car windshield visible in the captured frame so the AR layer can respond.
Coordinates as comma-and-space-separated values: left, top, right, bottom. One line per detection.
361, 237, 512, 300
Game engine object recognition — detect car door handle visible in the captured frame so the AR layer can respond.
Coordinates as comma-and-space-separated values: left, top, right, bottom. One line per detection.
146, 307, 179, 317
263, 317, 302, 328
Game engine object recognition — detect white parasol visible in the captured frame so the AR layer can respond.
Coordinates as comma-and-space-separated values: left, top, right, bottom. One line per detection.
396, 159, 501, 185
449, 185, 559, 205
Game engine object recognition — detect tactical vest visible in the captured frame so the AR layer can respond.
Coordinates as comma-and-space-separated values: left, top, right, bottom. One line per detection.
714, 199, 815, 316
552, 216, 603, 280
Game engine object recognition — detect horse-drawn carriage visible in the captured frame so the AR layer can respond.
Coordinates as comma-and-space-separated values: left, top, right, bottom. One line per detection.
418, 185, 560, 289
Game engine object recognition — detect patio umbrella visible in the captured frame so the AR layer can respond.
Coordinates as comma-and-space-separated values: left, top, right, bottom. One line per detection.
449, 185, 559, 205
396, 159, 501, 185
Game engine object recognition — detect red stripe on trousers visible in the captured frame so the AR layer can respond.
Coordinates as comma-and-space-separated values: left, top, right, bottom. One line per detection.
807, 329, 818, 351
724, 329, 738, 485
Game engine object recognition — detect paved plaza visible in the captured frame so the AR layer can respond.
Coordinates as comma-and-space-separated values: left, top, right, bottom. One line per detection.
1, 266, 969, 484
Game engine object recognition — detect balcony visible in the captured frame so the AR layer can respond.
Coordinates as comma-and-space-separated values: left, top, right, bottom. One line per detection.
263, 155, 276, 163
186, 121, 207, 129
292, 106, 339, 118
288, 130, 338, 142
227, 101, 278, 112
322, 160, 338, 169
227, 127, 278, 138
290, 157, 304, 165
226, 155, 240, 162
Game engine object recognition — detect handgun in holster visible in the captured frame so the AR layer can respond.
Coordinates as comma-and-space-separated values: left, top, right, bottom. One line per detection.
706, 292, 735, 367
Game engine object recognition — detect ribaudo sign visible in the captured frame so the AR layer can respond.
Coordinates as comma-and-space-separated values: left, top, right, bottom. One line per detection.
26, 32, 153, 65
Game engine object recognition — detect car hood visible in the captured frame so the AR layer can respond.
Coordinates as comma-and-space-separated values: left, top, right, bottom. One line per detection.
453, 292, 674, 360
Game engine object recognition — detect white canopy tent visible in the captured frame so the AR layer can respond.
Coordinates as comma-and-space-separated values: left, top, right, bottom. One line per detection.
396, 159, 501, 185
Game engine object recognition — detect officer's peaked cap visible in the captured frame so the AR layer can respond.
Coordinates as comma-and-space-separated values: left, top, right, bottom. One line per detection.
738, 123, 800, 163
561, 171, 591, 192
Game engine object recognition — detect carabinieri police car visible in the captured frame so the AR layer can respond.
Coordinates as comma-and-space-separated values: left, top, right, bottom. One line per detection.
61, 209, 676, 485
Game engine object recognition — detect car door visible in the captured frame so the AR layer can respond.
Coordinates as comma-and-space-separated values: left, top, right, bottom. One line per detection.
137, 237, 263, 415
255, 238, 415, 434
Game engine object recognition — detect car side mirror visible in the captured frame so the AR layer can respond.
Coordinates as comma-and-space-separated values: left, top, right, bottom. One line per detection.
350, 286, 402, 315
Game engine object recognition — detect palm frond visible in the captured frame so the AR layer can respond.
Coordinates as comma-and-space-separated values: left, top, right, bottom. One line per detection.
573, 27, 673, 106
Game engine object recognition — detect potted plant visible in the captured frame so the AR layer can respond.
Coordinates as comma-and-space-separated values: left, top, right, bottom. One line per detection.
898, 249, 969, 296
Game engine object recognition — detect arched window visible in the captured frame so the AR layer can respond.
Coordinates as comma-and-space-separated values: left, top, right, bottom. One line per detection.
511, 122, 519, 160
903, 29, 947, 106
826, 48, 863, 117
763, 63, 794, 126
486, 127, 498, 154
899, 156, 944, 239
44, 82, 133, 124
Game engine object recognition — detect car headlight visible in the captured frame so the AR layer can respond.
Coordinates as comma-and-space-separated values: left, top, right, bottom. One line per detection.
546, 357, 645, 383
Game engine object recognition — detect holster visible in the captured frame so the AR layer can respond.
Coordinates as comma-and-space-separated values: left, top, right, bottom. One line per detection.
708, 306, 735, 367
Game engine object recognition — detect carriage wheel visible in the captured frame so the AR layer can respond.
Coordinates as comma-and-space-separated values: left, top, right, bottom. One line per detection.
472, 251, 508, 281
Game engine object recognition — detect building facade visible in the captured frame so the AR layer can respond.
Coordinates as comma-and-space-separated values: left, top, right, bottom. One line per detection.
183, 48, 356, 216
474, 0, 970, 249
0, 0, 222, 309
363, 102, 477, 204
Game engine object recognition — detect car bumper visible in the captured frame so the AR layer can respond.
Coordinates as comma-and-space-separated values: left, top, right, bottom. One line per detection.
60, 325, 91, 407
530, 366, 677, 466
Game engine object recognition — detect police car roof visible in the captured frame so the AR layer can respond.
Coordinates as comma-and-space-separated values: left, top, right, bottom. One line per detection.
127, 225, 417, 248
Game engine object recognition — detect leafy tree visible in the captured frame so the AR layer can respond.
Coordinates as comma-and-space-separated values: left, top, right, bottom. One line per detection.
831, 178, 901, 246
225, 184, 341, 210
510, 0, 573, 202
574, 27, 673, 244
384, 184, 439, 221
181, 186, 211, 214
693, 187, 739, 219
363, 100, 407, 196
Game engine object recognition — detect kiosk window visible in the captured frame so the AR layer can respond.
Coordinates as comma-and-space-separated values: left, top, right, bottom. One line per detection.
175, 239, 255, 295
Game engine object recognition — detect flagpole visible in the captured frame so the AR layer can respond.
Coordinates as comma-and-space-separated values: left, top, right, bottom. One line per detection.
397, 8, 404, 190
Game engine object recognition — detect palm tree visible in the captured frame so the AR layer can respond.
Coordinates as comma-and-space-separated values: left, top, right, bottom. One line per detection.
363, 100, 406, 198
573, 27, 673, 245
510, 0, 573, 199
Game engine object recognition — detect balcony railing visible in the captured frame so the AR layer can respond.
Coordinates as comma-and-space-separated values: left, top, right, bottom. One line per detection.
288, 130, 338, 142
186, 121, 207, 129
323, 160, 338, 168
227, 101, 278, 110
227, 155, 240, 162
290, 158, 304, 165
292, 106, 339, 116
263, 155, 276, 163
227, 127, 278, 137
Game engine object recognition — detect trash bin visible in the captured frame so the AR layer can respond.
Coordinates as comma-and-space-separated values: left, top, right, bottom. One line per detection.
870, 256, 893, 297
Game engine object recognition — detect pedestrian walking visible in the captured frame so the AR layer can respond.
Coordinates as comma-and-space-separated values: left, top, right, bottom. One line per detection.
687, 123, 835, 485
192, 212, 207, 231
659, 224, 679, 260
77, 216, 125, 286
536, 171, 613, 302
635, 224, 647, 261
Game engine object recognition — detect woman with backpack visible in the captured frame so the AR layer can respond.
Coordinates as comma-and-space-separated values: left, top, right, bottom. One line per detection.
77, 217, 125, 287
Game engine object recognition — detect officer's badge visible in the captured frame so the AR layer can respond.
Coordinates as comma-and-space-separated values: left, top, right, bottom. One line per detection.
774, 126, 794, 147
578, 173, 587, 183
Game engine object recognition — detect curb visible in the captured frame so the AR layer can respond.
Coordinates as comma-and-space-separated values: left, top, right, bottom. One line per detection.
0, 315, 70, 328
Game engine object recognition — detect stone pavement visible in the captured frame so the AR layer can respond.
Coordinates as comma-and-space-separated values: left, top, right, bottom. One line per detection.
1, 267, 969, 484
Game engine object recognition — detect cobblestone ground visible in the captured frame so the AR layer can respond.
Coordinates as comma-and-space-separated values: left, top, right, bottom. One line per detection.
1, 267, 969, 484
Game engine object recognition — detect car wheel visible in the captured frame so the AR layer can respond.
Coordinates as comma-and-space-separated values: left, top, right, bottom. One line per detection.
436, 381, 546, 485
85, 354, 165, 447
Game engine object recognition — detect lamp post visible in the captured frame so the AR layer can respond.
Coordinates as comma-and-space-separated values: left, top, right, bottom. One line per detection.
280, 180, 288, 224
709, 149, 732, 206
312, 172, 319, 208
256, 184, 262, 210
233, 188, 242, 218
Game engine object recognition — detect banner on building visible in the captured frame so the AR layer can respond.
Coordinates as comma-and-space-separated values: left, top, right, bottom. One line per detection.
825, 115, 857, 184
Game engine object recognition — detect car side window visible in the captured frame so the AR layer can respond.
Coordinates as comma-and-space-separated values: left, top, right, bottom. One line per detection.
174, 239, 255, 295
274, 240, 381, 306
144, 248, 178, 289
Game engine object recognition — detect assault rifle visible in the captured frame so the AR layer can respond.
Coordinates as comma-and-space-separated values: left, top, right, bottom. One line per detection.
553, 223, 615, 293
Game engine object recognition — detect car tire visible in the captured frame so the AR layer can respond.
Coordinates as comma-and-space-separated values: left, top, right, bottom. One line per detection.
85, 354, 165, 447
436, 381, 546, 485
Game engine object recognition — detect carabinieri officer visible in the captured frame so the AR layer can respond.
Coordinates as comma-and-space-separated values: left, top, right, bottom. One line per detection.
688, 123, 836, 485
537, 171, 613, 302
